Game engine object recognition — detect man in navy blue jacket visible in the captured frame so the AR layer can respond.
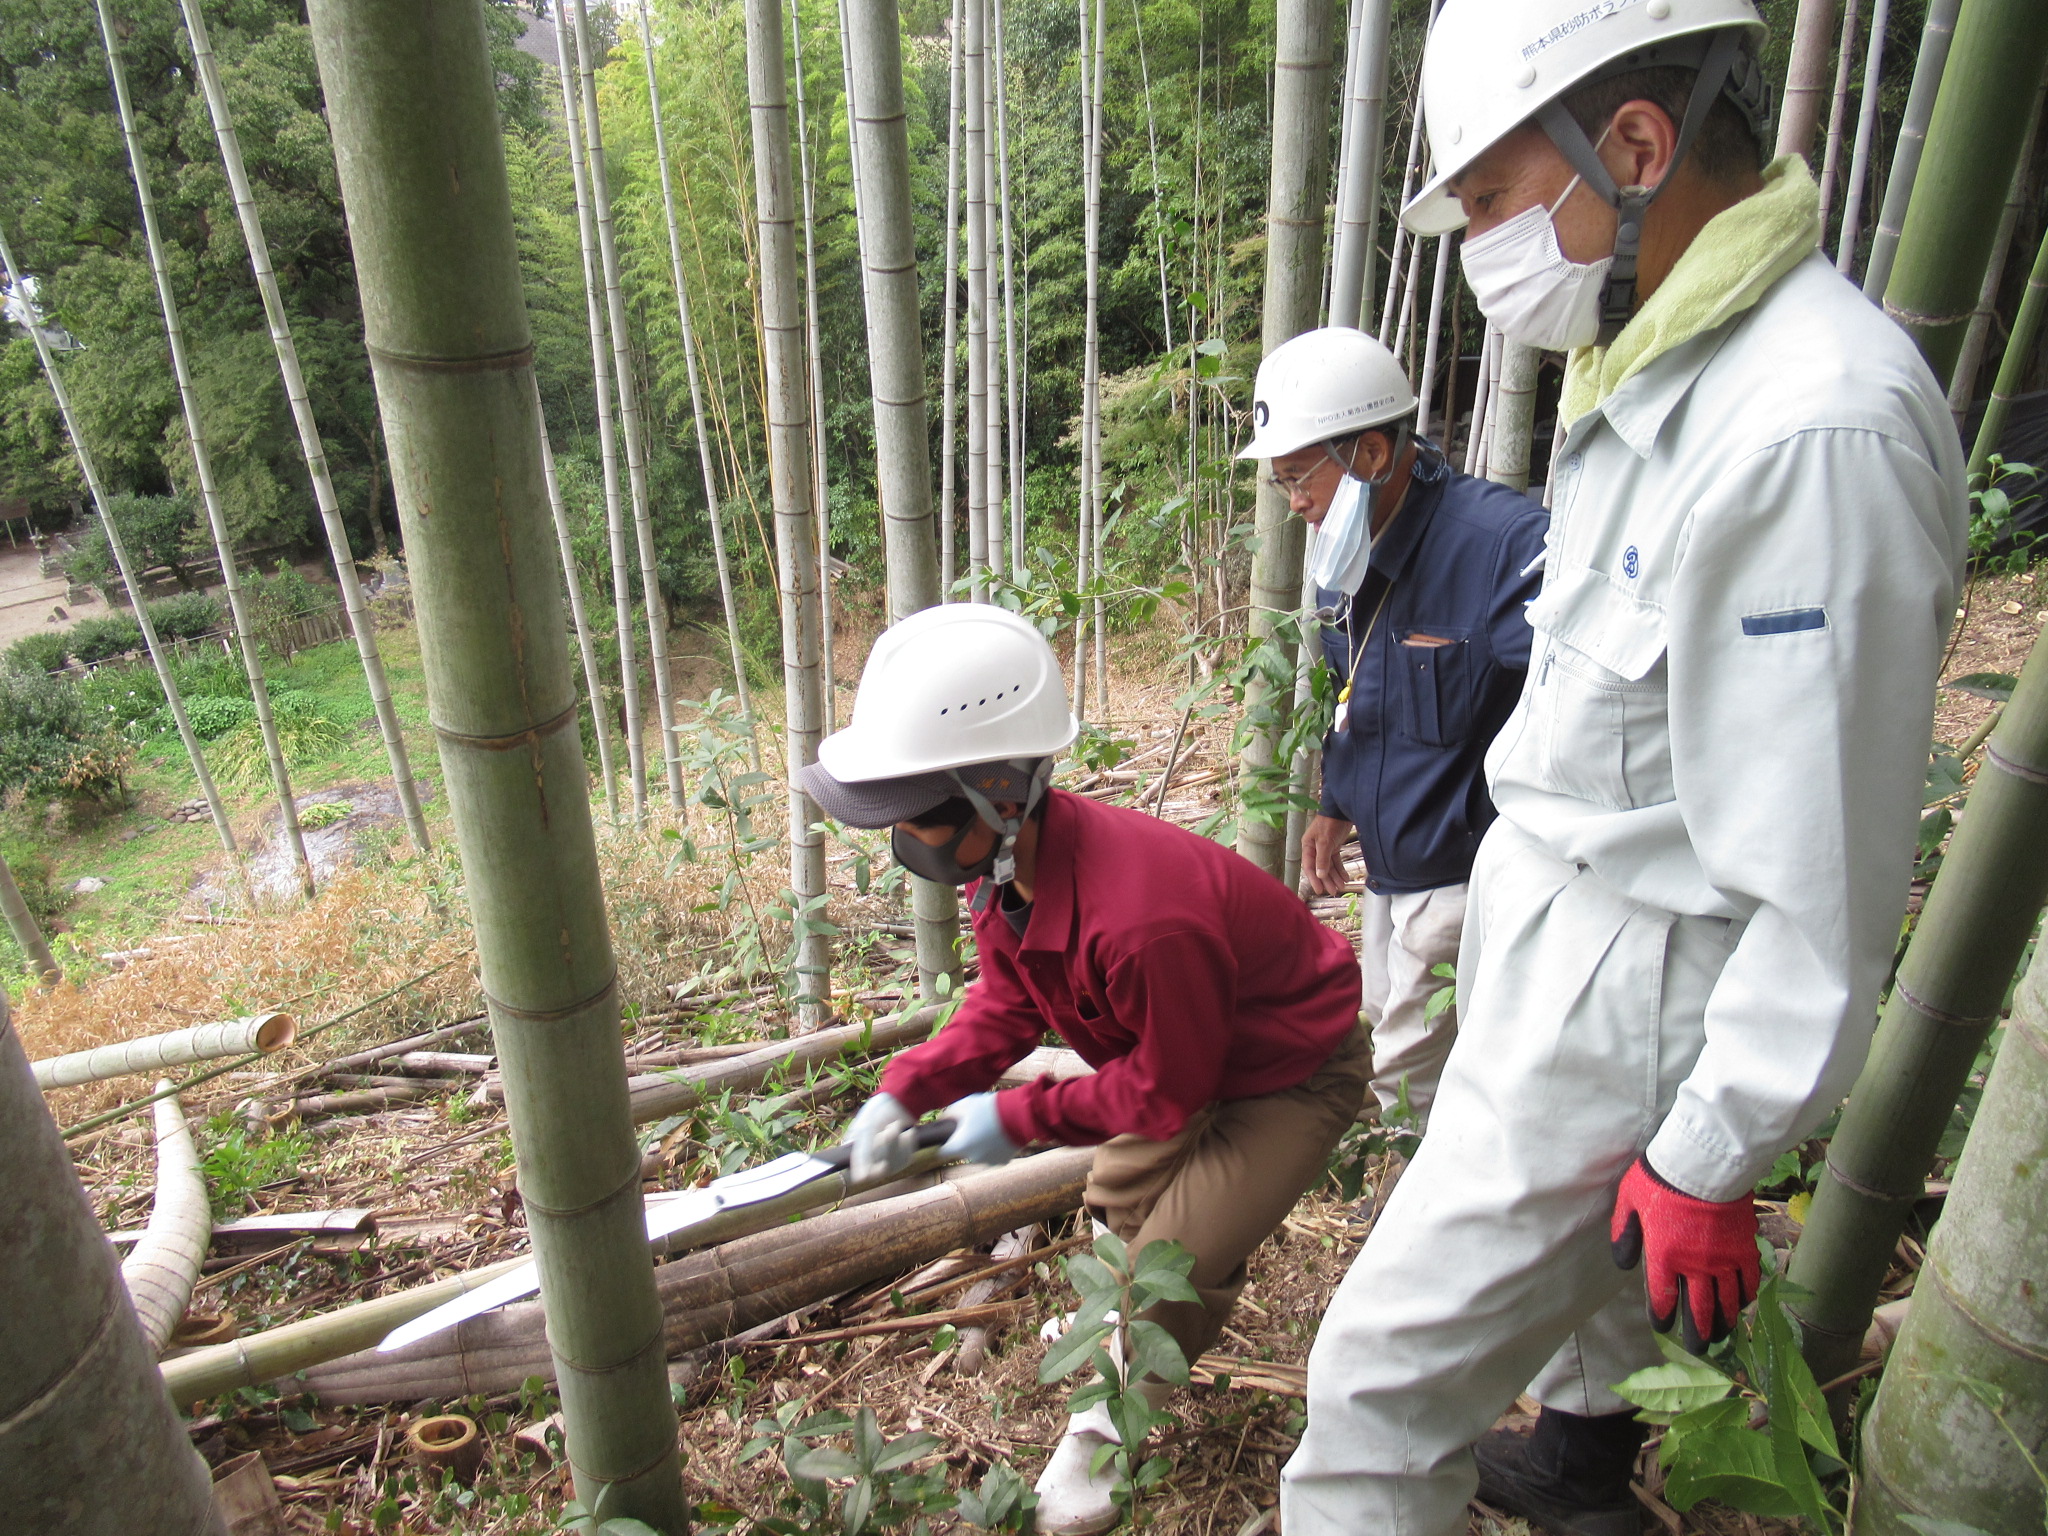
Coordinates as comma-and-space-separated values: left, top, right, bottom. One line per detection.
1240, 328, 1547, 1124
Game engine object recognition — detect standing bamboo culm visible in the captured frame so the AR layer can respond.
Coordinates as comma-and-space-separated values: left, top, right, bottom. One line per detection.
963, 0, 991, 598
1832, 0, 1890, 275
993, 0, 1024, 582
844, 0, 963, 1001
178, 0, 430, 854
304, 3, 688, 1524
0, 851, 61, 985
982, 18, 1007, 584
1084, 0, 1109, 703
570, 0, 687, 814
97, 0, 313, 902
1070, 0, 1095, 715
1414, 235, 1453, 438
1945, 88, 2044, 427
1327, 0, 1391, 329
1877, 0, 2048, 387
793, 0, 838, 732
1485, 341, 1541, 492
1787, 630, 2048, 1392
533, 378, 621, 821
636, 0, 760, 760
1867, 0, 1957, 301
1861, 0, 1960, 300
1235, 0, 1335, 880
0, 995, 226, 1535
939, 0, 964, 596
744, 0, 834, 1024
1968, 227, 2048, 476
0, 217, 249, 904
1130, 0, 1174, 348
1773, 0, 1841, 162
1814, 0, 1860, 236
1854, 947, 2048, 1535
553, 5, 647, 824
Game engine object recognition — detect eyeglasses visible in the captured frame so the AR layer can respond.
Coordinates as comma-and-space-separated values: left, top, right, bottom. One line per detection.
1263, 433, 1363, 494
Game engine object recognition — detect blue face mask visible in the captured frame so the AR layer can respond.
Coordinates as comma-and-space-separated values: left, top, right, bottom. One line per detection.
1308, 438, 1399, 594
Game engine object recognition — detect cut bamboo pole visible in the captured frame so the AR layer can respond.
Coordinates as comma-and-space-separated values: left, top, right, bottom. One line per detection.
178, 0, 430, 855
963, 0, 990, 598
162, 1132, 957, 1405
626, 1004, 943, 1123
745, 0, 834, 1024
34, 1014, 295, 1091
1855, 954, 2048, 1534
939, 0, 965, 596
793, 0, 837, 731
570, 0, 687, 815
0, 218, 248, 903
1327, 0, 1391, 331
1234, 0, 1335, 881
1814, 0, 1860, 238
1486, 341, 1541, 493
1862, 0, 1960, 299
303, 1, 687, 1520
121, 1085, 210, 1355
554, 4, 646, 827
0, 996, 225, 1534
1832, 0, 1891, 275
1878, 0, 2048, 387
1787, 631, 2048, 1390
97, 0, 312, 902
1968, 226, 2048, 478
633, 0, 760, 766
532, 377, 619, 822
0, 851, 60, 985
299, 1148, 1094, 1404
1774, 0, 1841, 162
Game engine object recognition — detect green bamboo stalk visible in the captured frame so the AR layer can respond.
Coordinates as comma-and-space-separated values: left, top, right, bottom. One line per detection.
1862, 0, 1960, 298
994, 0, 1024, 581
1067, 0, 1088, 712
963, 0, 990, 597
1967, 224, 2048, 478
938, 0, 964, 596
1085, 0, 1106, 700
1855, 953, 2048, 1534
569, 0, 687, 816
1234, 0, 1335, 879
97, 0, 313, 903
839, 0, 962, 1004
0, 218, 249, 906
1788, 630, 2048, 1388
0, 851, 61, 984
177, 0, 431, 855
980, 21, 1007, 586
34, 1012, 295, 1091
552, 5, 647, 828
1832, 0, 1890, 274
533, 376, 620, 823
633, 0, 760, 769
793, 0, 837, 731
1327, 0, 1391, 329
121, 1084, 210, 1355
1878, 0, 2048, 386
743, 0, 834, 1026
301, 2, 686, 1523
0, 994, 226, 1535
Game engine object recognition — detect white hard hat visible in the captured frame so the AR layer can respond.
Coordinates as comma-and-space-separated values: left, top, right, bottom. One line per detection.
817, 604, 1079, 786
1401, 0, 1766, 236
1237, 327, 1419, 461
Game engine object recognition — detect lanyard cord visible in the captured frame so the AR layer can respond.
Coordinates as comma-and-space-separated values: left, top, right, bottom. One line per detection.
1337, 579, 1396, 707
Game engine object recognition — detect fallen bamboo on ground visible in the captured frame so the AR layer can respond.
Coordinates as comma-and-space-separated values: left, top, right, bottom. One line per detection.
321, 1016, 487, 1075
288, 1084, 445, 1117
161, 1139, 962, 1405
297, 1147, 1092, 1404
34, 1014, 296, 1091
121, 1084, 211, 1355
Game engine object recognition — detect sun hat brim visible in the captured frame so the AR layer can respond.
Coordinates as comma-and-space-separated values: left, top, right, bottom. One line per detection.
794, 761, 960, 829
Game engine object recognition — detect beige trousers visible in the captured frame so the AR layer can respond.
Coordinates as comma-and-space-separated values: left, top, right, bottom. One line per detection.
1359, 883, 1469, 1123
1082, 1025, 1371, 1367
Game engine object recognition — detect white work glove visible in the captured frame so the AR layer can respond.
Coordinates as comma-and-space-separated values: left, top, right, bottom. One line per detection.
940, 1092, 1022, 1167
847, 1092, 918, 1184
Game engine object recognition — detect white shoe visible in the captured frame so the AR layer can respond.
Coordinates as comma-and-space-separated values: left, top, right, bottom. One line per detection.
1034, 1403, 1120, 1534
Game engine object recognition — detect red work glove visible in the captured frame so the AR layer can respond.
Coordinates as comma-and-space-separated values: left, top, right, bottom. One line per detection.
1609, 1156, 1760, 1353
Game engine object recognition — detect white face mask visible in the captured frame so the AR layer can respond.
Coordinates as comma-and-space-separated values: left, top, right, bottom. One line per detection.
1308, 458, 1380, 594
1458, 170, 1613, 352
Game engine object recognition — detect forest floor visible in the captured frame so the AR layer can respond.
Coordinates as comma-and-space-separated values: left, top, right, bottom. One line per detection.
14, 569, 2031, 1535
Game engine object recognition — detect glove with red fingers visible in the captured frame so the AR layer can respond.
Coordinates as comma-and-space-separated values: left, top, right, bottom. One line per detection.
1609, 1155, 1761, 1353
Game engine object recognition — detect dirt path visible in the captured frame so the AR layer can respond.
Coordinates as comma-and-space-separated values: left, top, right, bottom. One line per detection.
0, 542, 106, 648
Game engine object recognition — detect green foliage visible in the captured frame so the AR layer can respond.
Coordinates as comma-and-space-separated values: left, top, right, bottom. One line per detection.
951, 1462, 1038, 1531
1614, 1266, 1844, 1529
740, 1404, 952, 1535
4, 631, 72, 675
179, 693, 257, 740
298, 799, 351, 830
199, 1115, 309, 1220
1967, 458, 2041, 575
61, 494, 205, 591
64, 612, 146, 665
0, 827, 65, 933
206, 693, 347, 789
240, 564, 331, 629
0, 661, 94, 794
146, 589, 225, 640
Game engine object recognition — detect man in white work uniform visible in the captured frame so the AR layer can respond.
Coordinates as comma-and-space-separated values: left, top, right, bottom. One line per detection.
1283, 3, 1968, 1534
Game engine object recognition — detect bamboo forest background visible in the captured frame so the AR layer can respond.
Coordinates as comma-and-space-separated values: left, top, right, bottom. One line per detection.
3, 0, 1981, 711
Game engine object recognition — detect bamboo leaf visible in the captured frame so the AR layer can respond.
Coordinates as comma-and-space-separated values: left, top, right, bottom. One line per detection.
1946, 673, 2019, 702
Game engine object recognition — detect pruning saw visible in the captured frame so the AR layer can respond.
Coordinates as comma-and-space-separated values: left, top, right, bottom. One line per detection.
377, 1119, 957, 1353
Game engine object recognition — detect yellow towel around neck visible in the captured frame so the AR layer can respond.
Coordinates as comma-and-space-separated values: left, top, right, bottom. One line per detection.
1561, 155, 1821, 426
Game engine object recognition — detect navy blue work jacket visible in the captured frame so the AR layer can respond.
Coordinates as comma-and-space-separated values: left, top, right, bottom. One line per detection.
1317, 448, 1548, 894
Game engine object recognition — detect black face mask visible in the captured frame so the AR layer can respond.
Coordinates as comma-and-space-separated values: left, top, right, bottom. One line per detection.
891, 814, 1000, 888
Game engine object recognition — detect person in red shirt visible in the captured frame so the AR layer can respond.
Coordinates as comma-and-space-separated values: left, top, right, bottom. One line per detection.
798, 604, 1367, 1535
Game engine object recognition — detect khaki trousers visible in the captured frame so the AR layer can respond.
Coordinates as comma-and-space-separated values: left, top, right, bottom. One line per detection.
1083, 1025, 1371, 1368
1359, 883, 1468, 1123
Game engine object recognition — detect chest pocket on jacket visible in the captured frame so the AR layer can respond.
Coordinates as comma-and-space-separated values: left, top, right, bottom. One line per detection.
1396, 631, 1475, 748
1524, 565, 1674, 811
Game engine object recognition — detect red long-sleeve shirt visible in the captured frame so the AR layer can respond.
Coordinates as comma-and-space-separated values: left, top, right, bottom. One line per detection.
880, 789, 1362, 1146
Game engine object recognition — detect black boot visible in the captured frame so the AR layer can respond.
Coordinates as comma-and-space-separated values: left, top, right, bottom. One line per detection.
1473, 1407, 1647, 1536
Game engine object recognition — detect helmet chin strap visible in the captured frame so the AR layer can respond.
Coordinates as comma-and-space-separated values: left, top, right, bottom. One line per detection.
951, 757, 1054, 910
1532, 28, 1762, 347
